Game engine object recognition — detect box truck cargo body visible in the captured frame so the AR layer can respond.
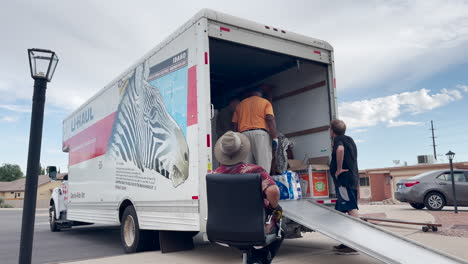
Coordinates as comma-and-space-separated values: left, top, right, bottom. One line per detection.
52, 9, 337, 251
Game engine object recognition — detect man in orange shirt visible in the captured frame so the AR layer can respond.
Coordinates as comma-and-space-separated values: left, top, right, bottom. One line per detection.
232, 87, 278, 173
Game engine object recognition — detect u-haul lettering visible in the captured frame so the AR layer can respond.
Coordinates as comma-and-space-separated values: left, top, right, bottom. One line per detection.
71, 108, 94, 133
173, 52, 187, 64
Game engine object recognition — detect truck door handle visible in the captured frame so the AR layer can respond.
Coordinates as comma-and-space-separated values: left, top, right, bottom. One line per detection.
439, 182, 448, 185
210, 104, 215, 120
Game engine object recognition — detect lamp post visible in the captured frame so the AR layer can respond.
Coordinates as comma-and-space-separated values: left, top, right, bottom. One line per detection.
19, 49, 58, 264
446, 150, 458, 214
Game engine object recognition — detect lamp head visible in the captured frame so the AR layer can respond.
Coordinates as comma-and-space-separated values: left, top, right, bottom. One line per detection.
28, 48, 59, 82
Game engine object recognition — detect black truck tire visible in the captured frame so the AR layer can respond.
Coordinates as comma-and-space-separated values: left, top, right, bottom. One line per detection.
49, 203, 60, 232
120, 205, 154, 253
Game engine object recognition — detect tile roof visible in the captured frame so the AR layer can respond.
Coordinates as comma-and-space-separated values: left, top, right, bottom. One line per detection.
360, 161, 468, 173
0, 175, 52, 192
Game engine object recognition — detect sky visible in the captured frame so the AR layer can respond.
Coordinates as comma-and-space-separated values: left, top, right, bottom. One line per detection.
0, 0, 467, 173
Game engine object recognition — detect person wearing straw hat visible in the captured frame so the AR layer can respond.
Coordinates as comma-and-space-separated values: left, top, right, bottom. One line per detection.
214, 131, 283, 264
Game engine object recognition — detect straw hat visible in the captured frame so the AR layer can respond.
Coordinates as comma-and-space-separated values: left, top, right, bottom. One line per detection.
214, 131, 251, 165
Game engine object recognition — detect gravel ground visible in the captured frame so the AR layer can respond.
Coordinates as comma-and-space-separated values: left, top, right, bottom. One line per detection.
426, 209, 468, 238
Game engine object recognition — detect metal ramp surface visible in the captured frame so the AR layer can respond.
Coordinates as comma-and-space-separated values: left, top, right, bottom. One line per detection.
280, 199, 466, 264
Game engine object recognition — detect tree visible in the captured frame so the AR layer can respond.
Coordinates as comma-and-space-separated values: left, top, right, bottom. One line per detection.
39, 163, 45, 175
0, 163, 24, 182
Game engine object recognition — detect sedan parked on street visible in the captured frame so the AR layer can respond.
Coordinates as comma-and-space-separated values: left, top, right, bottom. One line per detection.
395, 170, 468, 210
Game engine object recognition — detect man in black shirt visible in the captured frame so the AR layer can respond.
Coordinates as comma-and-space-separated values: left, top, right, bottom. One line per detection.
329, 119, 360, 254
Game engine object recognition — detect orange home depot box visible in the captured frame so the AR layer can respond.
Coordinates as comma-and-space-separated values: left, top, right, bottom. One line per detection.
311, 170, 329, 197
291, 160, 329, 198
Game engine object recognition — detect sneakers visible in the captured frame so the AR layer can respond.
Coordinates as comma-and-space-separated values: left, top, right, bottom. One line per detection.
333, 244, 359, 255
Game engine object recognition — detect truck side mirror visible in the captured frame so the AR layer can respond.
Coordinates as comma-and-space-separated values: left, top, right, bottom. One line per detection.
47, 166, 57, 180
49, 171, 57, 180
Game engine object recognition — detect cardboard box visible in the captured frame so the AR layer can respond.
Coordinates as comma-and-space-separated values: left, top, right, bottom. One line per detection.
289, 160, 329, 198
288, 159, 308, 171
310, 169, 329, 197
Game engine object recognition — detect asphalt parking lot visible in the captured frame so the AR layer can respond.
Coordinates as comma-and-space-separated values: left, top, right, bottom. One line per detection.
0, 209, 122, 264
1, 205, 468, 264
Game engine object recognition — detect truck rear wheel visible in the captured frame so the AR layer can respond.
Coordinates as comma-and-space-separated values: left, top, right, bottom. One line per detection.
120, 205, 154, 253
49, 203, 60, 232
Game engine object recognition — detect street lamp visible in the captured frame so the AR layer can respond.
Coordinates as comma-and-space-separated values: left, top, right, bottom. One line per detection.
19, 49, 59, 264
446, 150, 458, 214
28, 49, 59, 81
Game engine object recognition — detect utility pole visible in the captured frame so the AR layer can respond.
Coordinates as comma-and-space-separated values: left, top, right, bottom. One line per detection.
430, 120, 437, 160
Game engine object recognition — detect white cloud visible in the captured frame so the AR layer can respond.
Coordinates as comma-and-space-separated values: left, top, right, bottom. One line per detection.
457, 84, 468, 92
398, 88, 462, 114
350, 128, 368, 133
0, 1, 468, 111
339, 87, 465, 128
1, 116, 19, 123
387, 120, 423, 127
297, 1, 468, 92
0, 104, 31, 113
0, 80, 8, 91
354, 139, 366, 143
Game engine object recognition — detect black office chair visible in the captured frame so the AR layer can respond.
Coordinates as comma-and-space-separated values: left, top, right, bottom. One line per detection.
206, 173, 280, 264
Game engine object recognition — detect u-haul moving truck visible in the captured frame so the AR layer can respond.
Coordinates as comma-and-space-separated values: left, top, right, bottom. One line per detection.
50, 9, 338, 252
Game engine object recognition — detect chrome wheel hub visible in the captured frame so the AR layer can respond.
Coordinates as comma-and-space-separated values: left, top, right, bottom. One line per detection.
123, 215, 136, 247
428, 195, 442, 209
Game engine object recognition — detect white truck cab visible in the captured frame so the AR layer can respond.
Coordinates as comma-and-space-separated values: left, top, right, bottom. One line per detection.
49, 176, 68, 231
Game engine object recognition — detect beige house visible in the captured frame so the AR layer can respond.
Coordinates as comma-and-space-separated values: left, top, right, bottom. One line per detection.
359, 161, 468, 202
0, 174, 65, 204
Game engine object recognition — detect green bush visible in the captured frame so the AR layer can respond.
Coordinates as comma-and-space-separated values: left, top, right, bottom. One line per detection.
0, 197, 13, 208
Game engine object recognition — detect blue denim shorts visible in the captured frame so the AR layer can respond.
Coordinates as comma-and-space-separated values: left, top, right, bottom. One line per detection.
335, 185, 359, 213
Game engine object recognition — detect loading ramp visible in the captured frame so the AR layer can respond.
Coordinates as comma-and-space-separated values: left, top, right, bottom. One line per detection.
280, 199, 466, 264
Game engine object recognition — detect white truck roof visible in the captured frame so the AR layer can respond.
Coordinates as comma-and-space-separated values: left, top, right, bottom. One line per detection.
64, 8, 333, 121
198, 9, 333, 50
